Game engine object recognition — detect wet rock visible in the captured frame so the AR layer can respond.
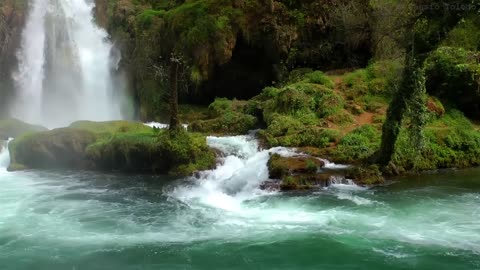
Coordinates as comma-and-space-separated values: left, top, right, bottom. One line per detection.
268, 153, 324, 179
267, 153, 331, 191
8, 128, 96, 171
7, 121, 216, 176
345, 165, 384, 186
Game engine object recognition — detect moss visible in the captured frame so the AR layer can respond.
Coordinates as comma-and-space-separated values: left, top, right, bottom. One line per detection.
207, 97, 247, 118
137, 9, 166, 28
346, 165, 384, 186
190, 111, 258, 135
392, 109, 480, 172
333, 124, 381, 163
69, 120, 151, 135
9, 128, 97, 170
0, 118, 47, 139
305, 71, 335, 88
267, 153, 327, 190
424, 47, 480, 119
86, 128, 215, 176
259, 116, 340, 148
9, 121, 215, 176
178, 104, 210, 123
260, 82, 345, 125
373, 115, 386, 124
443, 17, 480, 51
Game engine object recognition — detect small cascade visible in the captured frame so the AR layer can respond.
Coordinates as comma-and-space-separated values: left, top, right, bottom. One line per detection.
144, 122, 189, 130
328, 175, 365, 191
170, 135, 297, 211
328, 175, 356, 186
0, 139, 13, 170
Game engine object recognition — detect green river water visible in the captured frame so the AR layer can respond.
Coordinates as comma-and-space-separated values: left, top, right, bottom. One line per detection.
0, 136, 479, 269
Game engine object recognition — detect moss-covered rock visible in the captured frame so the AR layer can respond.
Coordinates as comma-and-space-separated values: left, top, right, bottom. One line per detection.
190, 98, 258, 135
8, 121, 216, 176
391, 109, 480, 172
0, 118, 48, 139
86, 129, 216, 175
8, 128, 97, 171
267, 153, 330, 191
346, 165, 384, 186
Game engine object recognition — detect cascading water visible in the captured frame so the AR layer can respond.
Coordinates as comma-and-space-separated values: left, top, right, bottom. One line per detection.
0, 139, 12, 170
10, 0, 127, 128
170, 135, 298, 211
0, 134, 480, 269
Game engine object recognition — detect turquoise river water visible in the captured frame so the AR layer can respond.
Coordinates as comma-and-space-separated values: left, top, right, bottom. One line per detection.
0, 136, 479, 269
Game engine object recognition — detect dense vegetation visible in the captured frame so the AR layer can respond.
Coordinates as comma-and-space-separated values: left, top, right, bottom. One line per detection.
2, 0, 480, 187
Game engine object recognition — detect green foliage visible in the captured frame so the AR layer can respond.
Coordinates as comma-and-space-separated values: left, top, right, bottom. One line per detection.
259, 114, 340, 148
208, 97, 234, 117
425, 46, 480, 118
136, 9, 166, 28
305, 71, 335, 88
189, 97, 256, 135
393, 109, 480, 171
334, 125, 381, 163
9, 121, 215, 176
86, 128, 215, 175
287, 68, 314, 84
346, 165, 384, 186
443, 17, 480, 51
190, 111, 258, 135
69, 121, 151, 135
0, 118, 47, 139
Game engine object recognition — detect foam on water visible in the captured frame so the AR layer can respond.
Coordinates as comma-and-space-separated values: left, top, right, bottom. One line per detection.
144, 122, 188, 130
0, 139, 12, 171
170, 135, 296, 211
0, 135, 479, 267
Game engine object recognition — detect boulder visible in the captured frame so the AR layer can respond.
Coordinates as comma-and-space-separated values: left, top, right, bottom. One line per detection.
267, 153, 329, 191
8, 128, 96, 171
8, 121, 216, 176
0, 118, 47, 139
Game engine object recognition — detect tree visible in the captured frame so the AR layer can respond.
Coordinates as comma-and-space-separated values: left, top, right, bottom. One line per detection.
169, 53, 181, 131
376, 0, 479, 165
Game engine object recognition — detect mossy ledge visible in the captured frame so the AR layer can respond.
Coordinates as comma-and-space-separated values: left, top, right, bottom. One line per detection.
8, 121, 216, 176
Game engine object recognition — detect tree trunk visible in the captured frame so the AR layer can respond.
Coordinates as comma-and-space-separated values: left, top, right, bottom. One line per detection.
376, 54, 421, 165
169, 60, 179, 131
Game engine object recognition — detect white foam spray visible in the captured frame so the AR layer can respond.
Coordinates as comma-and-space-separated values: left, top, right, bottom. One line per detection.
0, 139, 13, 171
11, 0, 128, 128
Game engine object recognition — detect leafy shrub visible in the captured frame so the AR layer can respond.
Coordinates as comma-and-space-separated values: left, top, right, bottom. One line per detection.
305, 71, 335, 88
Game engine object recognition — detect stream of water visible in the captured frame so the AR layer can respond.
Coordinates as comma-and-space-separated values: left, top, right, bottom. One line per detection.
0, 136, 479, 269
10, 0, 127, 128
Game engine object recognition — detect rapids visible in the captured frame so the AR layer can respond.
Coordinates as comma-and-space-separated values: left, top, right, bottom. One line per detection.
0, 136, 479, 269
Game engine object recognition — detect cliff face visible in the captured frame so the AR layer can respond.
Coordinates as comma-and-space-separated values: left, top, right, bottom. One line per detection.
94, 0, 372, 120
0, 0, 27, 117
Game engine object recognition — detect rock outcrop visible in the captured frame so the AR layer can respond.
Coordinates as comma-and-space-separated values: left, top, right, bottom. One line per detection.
8, 121, 216, 175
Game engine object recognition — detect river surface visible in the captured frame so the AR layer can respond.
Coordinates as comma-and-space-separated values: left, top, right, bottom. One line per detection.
0, 136, 479, 269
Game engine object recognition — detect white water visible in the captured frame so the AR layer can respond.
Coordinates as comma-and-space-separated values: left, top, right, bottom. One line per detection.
11, 0, 127, 128
170, 135, 298, 211
144, 122, 189, 130
0, 139, 12, 170
0, 135, 480, 269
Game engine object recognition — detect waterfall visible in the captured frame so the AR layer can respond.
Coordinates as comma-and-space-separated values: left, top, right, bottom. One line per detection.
0, 139, 12, 170
170, 135, 298, 211
10, 0, 127, 128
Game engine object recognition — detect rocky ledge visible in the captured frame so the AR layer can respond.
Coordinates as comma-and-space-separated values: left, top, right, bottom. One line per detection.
7, 120, 216, 176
